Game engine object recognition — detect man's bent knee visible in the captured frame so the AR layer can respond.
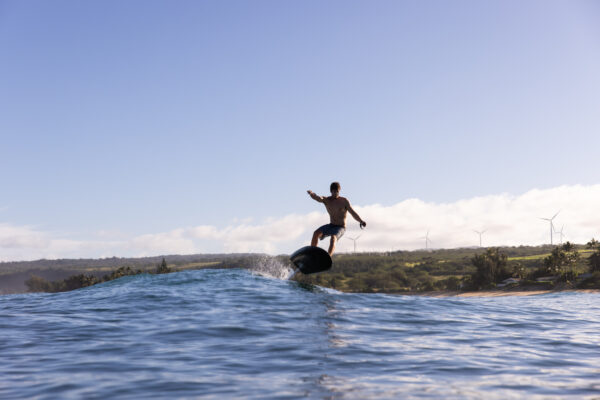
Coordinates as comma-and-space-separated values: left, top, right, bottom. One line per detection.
311, 230, 323, 246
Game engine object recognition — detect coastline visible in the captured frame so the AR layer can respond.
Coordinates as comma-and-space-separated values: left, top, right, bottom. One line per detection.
401, 288, 600, 298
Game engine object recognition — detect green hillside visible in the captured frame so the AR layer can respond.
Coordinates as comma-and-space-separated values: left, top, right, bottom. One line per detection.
292, 243, 600, 292
3, 242, 600, 295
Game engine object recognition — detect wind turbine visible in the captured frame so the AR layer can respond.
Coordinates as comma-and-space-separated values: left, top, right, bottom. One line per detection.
420, 230, 432, 250
540, 210, 560, 245
554, 225, 565, 245
345, 234, 362, 253
474, 230, 487, 247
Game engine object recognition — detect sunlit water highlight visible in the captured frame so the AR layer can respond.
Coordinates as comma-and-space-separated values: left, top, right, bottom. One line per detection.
1, 268, 600, 399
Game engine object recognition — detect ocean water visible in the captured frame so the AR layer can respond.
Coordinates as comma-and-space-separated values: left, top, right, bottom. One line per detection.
1, 267, 600, 399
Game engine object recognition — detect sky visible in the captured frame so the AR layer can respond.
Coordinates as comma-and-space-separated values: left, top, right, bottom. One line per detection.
1, 0, 600, 261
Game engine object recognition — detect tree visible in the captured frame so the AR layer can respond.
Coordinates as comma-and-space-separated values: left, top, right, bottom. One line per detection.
156, 258, 171, 274
103, 266, 138, 280
542, 242, 580, 281
63, 274, 100, 291
511, 263, 525, 279
470, 248, 509, 289
587, 239, 600, 273
25, 275, 51, 292
442, 276, 461, 291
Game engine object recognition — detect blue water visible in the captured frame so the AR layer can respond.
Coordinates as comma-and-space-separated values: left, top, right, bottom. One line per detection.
1, 268, 600, 399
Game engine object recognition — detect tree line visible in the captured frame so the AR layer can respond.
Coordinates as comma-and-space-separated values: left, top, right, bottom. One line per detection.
20, 241, 600, 294
295, 240, 600, 292
25, 258, 172, 293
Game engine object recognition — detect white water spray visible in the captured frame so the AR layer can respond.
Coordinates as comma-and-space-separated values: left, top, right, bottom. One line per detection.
249, 256, 295, 280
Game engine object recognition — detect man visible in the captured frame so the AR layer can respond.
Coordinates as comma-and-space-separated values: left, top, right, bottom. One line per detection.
307, 182, 366, 256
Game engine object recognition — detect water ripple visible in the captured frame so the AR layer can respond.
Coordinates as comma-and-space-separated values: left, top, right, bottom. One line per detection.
1, 269, 600, 399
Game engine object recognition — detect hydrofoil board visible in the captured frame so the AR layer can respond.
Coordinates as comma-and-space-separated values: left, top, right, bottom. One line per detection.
289, 246, 332, 277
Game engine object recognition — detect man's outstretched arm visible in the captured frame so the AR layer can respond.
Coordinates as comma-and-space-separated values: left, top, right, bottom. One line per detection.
346, 200, 367, 228
307, 190, 325, 203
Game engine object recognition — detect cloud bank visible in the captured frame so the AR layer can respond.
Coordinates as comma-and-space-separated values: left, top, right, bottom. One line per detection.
1, 184, 600, 261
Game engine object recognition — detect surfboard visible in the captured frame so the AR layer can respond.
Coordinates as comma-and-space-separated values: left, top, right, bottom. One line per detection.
289, 246, 332, 275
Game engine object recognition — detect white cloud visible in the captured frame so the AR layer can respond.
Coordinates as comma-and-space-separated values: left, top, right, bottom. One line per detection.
0, 224, 50, 249
1, 184, 600, 261
128, 230, 197, 256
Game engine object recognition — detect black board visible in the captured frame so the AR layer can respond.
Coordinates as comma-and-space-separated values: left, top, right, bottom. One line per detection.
290, 246, 332, 275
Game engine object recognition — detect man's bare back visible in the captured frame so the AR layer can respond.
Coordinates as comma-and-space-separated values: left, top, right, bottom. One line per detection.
307, 182, 366, 255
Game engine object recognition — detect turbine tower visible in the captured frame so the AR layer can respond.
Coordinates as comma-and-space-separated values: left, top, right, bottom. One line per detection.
345, 234, 362, 253
420, 230, 432, 250
474, 230, 487, 247
540, 210, 560, 245
554, 225, 565, 245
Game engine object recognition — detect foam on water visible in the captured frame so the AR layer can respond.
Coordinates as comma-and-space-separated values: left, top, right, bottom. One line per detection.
1, 268, 600, 399
248, 255, 295, 280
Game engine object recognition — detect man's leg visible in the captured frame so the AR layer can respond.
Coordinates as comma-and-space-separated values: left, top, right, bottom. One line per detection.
328, 236, 337, 256
311, 230, 323, 246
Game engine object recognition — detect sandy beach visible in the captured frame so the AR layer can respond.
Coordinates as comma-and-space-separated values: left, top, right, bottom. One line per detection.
401, 289, 600, 298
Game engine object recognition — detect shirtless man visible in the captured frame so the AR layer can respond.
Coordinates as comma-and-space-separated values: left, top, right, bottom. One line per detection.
307, 182, 366, 256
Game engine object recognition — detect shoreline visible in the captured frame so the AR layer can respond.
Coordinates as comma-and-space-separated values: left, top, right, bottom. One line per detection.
398, 288, 600, 298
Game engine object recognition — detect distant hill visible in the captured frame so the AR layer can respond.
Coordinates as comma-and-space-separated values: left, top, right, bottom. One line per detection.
0, 253, 255, 272
0, 253, 256, 294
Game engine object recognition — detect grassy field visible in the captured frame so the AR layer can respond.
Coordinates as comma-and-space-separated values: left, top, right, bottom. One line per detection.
175, 261, 222, 271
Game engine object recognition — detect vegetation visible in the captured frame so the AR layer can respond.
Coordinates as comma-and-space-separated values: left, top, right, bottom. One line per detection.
294, 241, 600, 293
540, 242, 580, 282
294, 249, 478, 292
27, 262, 160, 293
7, 241, 600, 295
579, 272, 600, 289
586, 239, 600, 273
0, 255, 226, 294
155, 258, 171, 274
469, 248, 510, 289
25, 274, 101, 293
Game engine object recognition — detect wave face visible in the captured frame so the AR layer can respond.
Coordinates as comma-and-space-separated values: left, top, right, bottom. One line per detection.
2, 268, 600, 399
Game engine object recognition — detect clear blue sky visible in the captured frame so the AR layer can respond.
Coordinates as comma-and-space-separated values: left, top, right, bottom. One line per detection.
1, 0, 599, 246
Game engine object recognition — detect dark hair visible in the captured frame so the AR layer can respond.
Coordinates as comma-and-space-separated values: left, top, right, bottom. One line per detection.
330, 182, 340, 192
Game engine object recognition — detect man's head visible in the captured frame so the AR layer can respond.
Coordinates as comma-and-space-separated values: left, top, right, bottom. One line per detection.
330, 182, 340, 197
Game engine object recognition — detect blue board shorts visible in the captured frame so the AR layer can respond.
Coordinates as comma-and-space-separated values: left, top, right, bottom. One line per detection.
317, 224, 345, 240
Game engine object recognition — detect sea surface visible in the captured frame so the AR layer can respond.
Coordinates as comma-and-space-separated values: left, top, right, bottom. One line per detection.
1, 266, 600, 399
